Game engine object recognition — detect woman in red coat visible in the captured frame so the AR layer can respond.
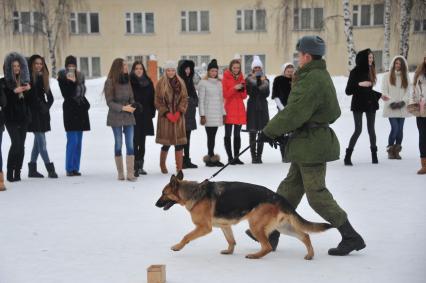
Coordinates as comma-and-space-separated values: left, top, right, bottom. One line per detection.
222, 59, 247, 164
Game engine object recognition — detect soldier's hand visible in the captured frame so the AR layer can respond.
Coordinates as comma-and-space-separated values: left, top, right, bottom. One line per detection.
258, 132, 276, 148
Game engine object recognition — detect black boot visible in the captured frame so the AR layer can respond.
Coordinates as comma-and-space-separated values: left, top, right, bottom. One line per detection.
45, 163, 58, 178
233, 136, 244, 165
344, 148, 353, 166
328, 220, 366, 256
134, 160, 140, 177
139, 159, 148, 174
371, 146, 378, 164
250, 134, 257, 163
28, 162, 44, 178
7, 168, 14, 182
183, 157, 197, 169
245, 229, 280, 251
14, 169, 21, 181
224, 137, 234, 164
256, 141, 264, 164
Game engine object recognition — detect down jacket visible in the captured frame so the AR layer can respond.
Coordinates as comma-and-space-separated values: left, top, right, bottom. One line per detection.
198, 78, 225, 127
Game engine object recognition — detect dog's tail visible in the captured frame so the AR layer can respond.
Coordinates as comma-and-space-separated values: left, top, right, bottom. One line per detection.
288, 212, 333, 233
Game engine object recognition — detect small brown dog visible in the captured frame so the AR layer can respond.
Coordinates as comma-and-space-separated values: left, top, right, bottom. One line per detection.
156, 171, 332, 259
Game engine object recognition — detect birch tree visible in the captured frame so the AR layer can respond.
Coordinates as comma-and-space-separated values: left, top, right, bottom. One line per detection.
342, 0, 356, 71
382, 0, 391, 71
399, 0, 413, 59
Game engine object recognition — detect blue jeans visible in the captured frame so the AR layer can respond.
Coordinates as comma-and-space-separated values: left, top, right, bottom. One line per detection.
66, 131, 83, 173
30, 132, 51, 164
112, 125, 134, 156
388, 118, 405, 146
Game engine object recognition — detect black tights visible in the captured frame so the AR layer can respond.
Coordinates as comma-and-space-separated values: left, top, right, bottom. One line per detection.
348, 111, 377, 149
183, 130, 192, 158
205, 127, 218, 156
417, 117, 426, 158
134, 133, 146, 161
224, 124, 241, 138
6, 124, 27, 170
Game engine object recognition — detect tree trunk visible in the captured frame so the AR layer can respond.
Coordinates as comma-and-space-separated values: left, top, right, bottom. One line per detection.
47, 30, 57, 77
382, 0, 391, 71
343, 0, 356, 71
399, 0, 413, 60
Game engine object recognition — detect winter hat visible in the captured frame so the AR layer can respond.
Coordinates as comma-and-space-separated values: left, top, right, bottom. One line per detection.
233, 53, 241, 60
251, 55, 263, 70
65, 55, 77, 68
281, 63, 294, 74
164, 60, 177, 70
296, 35, 326, 56
207, 59, 219, 71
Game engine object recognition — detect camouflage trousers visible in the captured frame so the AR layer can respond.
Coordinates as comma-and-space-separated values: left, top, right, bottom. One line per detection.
276, 162, 347, 227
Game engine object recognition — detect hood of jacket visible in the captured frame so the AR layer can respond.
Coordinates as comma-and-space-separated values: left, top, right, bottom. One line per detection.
355, 48, 373, 72
3, 52, 30, 89
389, 55, 409, 77
177, 60, 195, 80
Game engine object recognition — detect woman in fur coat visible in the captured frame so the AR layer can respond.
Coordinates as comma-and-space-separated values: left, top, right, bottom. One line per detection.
198, 59, 226, 167
27, 55, 57, 178
381, 55, 411, 160
155, 61, 188, 174
3, 52, 31, 182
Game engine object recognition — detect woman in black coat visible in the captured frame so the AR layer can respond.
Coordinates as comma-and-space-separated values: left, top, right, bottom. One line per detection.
130, 61, 156, 176
178, 59, 198, 169
344, 49, 389, 165
3, 52, 32, 182
27, 55, 57, 178
0, 78, 7, 190
246, 56, 270, 164
57, 55, 91, 176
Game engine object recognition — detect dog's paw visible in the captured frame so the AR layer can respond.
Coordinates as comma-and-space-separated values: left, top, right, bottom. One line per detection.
245, 253, 260, 259
171, 243, 184, 251
220, 249, 234, 255
304, 254, 313, 260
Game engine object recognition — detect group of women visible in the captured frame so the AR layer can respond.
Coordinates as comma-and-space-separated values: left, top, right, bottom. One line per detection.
0, 50, 424, 191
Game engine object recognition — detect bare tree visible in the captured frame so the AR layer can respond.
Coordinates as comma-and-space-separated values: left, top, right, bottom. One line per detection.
342, 0, 356, 71
382, 0, 391, 71
0, 0, 83, 77
399, 0, 413, 59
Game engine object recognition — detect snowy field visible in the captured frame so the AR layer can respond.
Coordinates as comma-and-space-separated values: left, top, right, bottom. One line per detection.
0, 74, 425, 283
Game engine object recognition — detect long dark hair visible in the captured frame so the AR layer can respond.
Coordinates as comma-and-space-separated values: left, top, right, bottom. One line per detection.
29, 55, 50, 91
368, 51, 377, 85
130, 60, 152, 83
389, 57, 408, 89
106, 58, 125, 88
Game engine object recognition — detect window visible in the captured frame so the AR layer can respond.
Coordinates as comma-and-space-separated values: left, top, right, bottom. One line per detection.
126, 55, 150, 70
70, 12, 100, 34
414, 19, 426, 32
181, 55, 210, 67
293, 8, 323, 30
236, 9, 266, 31
12, 11, 44, 34
372, 50, 382, 72
78, 57, 101, 78
353, 3, 384, 27
181, 10, 209, 32
243, 54, 266, 75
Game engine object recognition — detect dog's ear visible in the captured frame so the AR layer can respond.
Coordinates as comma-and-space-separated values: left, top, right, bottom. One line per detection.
176, 170, 184, 180
170, 174, 179, 189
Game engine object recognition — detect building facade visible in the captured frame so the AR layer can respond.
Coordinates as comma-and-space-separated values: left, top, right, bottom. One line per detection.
1, 0, 425, 78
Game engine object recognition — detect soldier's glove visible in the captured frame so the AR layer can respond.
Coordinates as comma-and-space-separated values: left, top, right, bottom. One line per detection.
258, 132, 278, 148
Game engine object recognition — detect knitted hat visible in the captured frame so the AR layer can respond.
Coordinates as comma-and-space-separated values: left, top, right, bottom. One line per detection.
296, 35, 326, 56
65, 55, 77, 67
207, 59, 219, 71
163, 60, 177, 70
251, 55, 263, 69
281, 63, 294, 74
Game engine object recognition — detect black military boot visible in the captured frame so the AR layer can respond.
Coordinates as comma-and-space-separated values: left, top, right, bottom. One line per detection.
45, 163, 58, 178
256, 141, 264, 164
28, 162, 44, 178
233, 136, 244, 165
344, 148, 353, 166
224, 137, 234, 164
245, 229, 280, 251
139, 159, 148, 174
328, 220, 366, 256
371, 146, 378, 164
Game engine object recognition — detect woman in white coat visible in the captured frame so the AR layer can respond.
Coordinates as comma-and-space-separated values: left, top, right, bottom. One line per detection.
199, 59, 226, 167
381, 55, 411, 159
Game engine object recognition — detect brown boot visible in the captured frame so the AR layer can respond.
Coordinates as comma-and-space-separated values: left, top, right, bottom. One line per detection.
175, 150, 183, 173
394, 145, 402, 160
387, 145, 396, 159
160, 150, 168, 174
417, 158, 426, 175
0, 172, 6, 191
114, 156, 125, 180
126, 155, 137, 181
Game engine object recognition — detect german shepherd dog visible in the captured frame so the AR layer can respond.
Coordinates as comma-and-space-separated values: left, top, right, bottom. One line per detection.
155, 171, 332, 260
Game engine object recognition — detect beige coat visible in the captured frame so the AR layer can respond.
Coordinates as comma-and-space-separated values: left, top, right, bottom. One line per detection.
409, 73, 426, 117
155, 75, 188, 145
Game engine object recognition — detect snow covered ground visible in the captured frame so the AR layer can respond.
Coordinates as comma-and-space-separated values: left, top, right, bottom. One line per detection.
0, 74, 425, 283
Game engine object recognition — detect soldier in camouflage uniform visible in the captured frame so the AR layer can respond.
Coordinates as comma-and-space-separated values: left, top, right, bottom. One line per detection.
247, 36, 366, 256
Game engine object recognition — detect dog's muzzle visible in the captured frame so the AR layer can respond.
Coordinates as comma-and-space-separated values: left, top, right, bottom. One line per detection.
155, 198, 177, 210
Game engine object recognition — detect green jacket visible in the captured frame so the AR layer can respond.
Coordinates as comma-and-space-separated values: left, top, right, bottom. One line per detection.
263, 59, 341, 163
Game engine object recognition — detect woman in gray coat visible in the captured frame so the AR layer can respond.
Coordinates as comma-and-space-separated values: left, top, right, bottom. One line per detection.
104, 58, 137, 181
246, 56, 270, 164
